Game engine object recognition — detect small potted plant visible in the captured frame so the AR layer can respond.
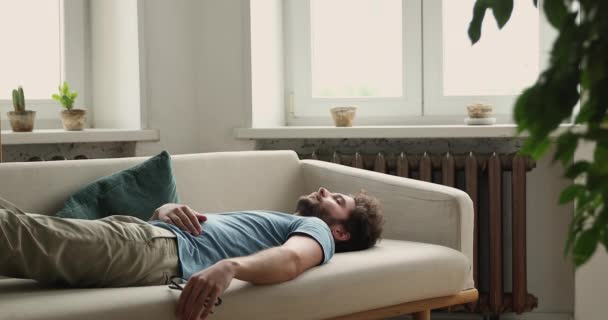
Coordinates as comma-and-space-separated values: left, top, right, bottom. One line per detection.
7, 86, 36, 132
52, 81, 86, 131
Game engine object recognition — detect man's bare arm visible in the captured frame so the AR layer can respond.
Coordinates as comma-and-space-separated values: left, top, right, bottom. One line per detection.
176, 235, 324, 320
229, 234, 324, 284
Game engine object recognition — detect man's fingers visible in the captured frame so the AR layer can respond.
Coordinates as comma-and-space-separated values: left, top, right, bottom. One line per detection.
169, 215, 189, 233
177, 208, 199, 235
189, 284, 213, 320
177, 278, 198, 318
199, 288, 220, 320
181, 206, 201, 234
181, 279, 206, 320
195, 212, 207, 221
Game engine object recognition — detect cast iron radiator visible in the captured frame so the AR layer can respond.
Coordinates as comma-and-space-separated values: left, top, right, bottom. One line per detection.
303, 151, 538, 318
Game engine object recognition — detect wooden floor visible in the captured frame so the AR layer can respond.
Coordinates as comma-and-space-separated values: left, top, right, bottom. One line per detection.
328, 289, 479, 320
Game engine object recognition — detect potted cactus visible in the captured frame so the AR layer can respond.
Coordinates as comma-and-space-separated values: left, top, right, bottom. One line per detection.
7, 86, 36, 132
52, 81, 86, 131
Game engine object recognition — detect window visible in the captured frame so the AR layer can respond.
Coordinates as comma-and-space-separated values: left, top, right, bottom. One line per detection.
424, 0, 545, 116
310, 0, 403, 98
285, 0, 421, 123
0, 0, 87, 123
0, 0, 61, 99
441, 0, 539, 96
284, 0, 554, 125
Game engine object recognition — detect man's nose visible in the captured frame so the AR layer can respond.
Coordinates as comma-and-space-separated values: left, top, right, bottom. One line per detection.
318, 187, 329, 197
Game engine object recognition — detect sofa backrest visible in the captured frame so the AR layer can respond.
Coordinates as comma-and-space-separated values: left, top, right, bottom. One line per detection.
0, 150, 303, 216
171, 151, 303, 213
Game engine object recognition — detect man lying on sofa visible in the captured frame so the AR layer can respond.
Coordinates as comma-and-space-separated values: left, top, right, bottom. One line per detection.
0, 187, 383, 320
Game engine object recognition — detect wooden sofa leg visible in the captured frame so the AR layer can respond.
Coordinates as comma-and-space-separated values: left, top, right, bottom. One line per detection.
413, 309, 430, 320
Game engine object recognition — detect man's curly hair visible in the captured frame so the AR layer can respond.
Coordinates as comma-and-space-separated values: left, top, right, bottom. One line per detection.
335, 191, 384, 253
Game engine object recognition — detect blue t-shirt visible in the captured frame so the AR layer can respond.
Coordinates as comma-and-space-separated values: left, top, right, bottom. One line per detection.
149, 210, 335, 279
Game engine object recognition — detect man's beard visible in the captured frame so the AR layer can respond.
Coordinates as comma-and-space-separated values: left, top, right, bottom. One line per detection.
295, 195, 337, 225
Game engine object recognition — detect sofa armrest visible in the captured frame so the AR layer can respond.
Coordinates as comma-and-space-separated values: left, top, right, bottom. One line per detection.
300, 160, 473, 266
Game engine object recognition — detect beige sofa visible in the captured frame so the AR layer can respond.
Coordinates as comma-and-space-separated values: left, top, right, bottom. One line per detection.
0, 150, 477, 320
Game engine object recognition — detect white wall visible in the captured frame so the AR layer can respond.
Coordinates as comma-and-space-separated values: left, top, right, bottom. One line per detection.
135, 0, 203, 155
132, 0, 255, 156
193, 0, 255, 152
90, 0, 141, 129
576, 245, 608, 320
526, 149, 575, 314
574, 141, 607, 320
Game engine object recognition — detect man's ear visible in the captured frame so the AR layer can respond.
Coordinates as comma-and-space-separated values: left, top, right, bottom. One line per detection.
330, 224, 351, 241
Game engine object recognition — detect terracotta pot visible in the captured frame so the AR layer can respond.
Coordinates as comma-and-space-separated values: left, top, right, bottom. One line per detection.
7, 110, 36, 132
60, 109, 87, 131
330, 106, 357, 127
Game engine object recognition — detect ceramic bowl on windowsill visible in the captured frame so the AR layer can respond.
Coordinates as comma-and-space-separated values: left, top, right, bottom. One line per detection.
465, 103, 495, 125
330, 106, 357, 127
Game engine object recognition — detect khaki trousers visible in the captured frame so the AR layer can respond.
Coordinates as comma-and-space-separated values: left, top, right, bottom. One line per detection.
0, 196, 179, 287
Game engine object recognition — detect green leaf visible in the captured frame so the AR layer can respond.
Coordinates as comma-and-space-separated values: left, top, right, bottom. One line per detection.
560, 184, 586, 204
593, 146, 608, 166
573, 229, 599, 267
554, 132, 579, 165
575, 101, 593, 124
51, 94, 60, 101
491, 0, 514, 29
61, 82, 68, 94
543, 0, 568, 29
565, 214, 585, 257
514, 86, 536, 130
585, 128, 608, 147
565, 161, 590, 179
565, 231, 575, 257
520, 136, 552, 159
468, 0, 489, 44
602, 229, 608, 253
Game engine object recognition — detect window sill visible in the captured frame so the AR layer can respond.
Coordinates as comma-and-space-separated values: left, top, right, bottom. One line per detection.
235, 124, 578, 139
0, 128, 160, 145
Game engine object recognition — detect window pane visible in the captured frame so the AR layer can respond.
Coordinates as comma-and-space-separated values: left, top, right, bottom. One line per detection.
442, 0, 539, 96
0, 0, 61, 99
311, 0, 402, 98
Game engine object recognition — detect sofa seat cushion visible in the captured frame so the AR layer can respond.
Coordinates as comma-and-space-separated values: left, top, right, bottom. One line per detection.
0, 240, 472, 320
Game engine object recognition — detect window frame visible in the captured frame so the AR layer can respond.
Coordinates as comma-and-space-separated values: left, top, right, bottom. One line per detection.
0, 0, 89, 123
284, 0, 422, 125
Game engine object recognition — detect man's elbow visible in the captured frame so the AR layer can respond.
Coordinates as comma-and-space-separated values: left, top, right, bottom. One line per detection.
282, 248, 304, 281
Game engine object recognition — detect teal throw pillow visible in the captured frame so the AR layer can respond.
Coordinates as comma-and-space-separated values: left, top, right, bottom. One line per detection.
55, 150, 179, 220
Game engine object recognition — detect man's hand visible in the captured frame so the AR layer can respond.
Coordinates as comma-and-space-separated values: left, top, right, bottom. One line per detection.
176, 260, 235, 320
151, 203, 207, 236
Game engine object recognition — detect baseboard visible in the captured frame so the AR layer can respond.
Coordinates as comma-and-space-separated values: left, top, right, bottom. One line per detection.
386, 312, 573, 320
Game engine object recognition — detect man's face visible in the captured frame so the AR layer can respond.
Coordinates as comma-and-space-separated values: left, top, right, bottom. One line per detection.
295, 187, 356, 225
